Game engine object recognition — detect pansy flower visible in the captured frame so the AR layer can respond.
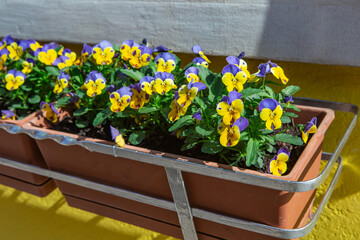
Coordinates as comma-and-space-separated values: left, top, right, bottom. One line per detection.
110, 126, 125, 148
177, 80, 206, 108
53, 55, 74, 70
77, 43, 92, 65
255, 61, 289, 84
7, 40, 28, 61
21, 58, 35, 74
69, 92, 81, 109
53, 71, 69, 94
84, 71, 106, 97
168, 99, 188, 122
269, 148, 290, 176
284, 95, 294, 107
92, 40, 115, 65
37, 44, 58, 65
192, 45, 211, 63
259, 98, 283, 130
226, 52, 250, 78
1, 35, 14, 47
154, 72, 175, 95
222, 64, 247, 92
129, 83, 150, 109
185, 67, 201, 83
0, 48, 9, 69
216, 91, 244, 125
193, 57, 209, 68
302, 117, 317, 144
1, 110, 15, 120
120, 40, 140, 61
105, 84, 117, 94
62, 48, 77, 65
155, 52, 176, 73
129, 46, 153, 68
140, 76, 156, 95
109, 87, 133, 112
192, 111, 202, 122
218, 117, 248, 147
27, 39, 42, 52
4, 69, 26, 90
40, 101, 59, 123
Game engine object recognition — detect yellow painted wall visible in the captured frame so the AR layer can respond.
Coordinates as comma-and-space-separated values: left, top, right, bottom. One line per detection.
0, 52, 359, 239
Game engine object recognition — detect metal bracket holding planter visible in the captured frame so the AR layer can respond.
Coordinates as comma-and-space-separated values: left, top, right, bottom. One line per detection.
0, 98, 357, 240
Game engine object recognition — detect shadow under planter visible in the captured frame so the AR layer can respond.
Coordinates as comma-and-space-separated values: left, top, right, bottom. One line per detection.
0, 112, 56, 197
22, 105, 334, 240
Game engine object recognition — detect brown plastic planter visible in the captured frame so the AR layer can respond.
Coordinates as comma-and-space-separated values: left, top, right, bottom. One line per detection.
0, 111, 56, 197
23, 105, 334, 239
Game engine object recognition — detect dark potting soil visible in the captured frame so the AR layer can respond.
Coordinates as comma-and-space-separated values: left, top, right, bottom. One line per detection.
51, 116, 306, 175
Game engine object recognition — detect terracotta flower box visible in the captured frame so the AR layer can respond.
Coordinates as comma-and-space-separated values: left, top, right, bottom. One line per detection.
0, 112, 56, 197
20, 104, 335, 239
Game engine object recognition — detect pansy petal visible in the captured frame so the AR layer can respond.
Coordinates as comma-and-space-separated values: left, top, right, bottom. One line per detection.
216, 101, 230, 116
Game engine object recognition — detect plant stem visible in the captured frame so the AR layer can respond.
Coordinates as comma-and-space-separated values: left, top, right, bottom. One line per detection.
220, 152, 231, 165
274, 124, 298, 135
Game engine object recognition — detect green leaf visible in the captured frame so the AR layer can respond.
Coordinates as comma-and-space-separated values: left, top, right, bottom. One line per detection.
168, 115, 193, 132
73, 107, 89, 116
138, 106, 158, 114
201, 141, 223, 154
119, 68, 144, 81
198, 65, 210, 84
149, 60, 157, 74
246, 138, 259, 167
241, 88, 263, 98
195, 125, 213, 136
209, 75, 224, 102
45, 66, 60, 76
116, 111, 132, 118
181, 138, 199, 151
265, 86, 275, 98
284, 112, 298, 118
20, 84, 32, 92
113, 44, 120, 52
281, 103, 301, 111
257, 156, 264, 168
28, 95, 41, 104
281, 115, 292, 124
75, 118, 89, 128
275, 134, 303, 145
128, 131, 146, 145
93, 108, 113, 126
55, 96, 71, 107
282, 85, 300, 96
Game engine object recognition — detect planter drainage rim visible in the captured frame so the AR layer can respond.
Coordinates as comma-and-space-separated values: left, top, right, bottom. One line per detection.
0, 97, 357, 240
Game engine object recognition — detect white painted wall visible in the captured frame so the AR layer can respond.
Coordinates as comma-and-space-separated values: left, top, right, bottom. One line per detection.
1, 0, 359, 66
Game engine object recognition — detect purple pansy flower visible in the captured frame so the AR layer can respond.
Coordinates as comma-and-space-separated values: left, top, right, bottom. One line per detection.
302, 117, 318, 144
269, 148, 290, 176
1, 110, 15, 120
216, 91, 244, 125
192, 111, 202, 121
259, 98, 283, 130
110, 125, 125, 147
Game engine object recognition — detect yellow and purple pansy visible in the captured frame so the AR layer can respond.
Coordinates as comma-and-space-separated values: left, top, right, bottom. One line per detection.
53, 71, 69, 94
21, 58, 35, 74
193, 57, 209, 68
109, 87, 133, 113
1, 110, 15, 120
120, 40, 140, 61
40, 101, 59, 123
77, 43, 92, 65
129, 83, 150, 109
110, 125, 125, 148
255, 61, 289, 84
27, 39, 42, 52
284, 95, 294, 107
7, 40, 28, 61
269, 148, 290, 176
154, 72, 175, 95
69, 92, 81, 109
153, 45, 171, 55
0, 48, 9, 69
218, 117, 248, 147
192, 45, 211, 63
37, 44, 58, 65
185, 67, 201, 83
53, 55, 75, 70
177, 80, 207, 108
168, 96, 188, 122
92, 40, 115, 65
84, 71, 106, 97
259, 98, 283, 130
155, 52, 176, 73
216, 91, 244, 125
301, 117, 317, 144
129, 46, 153, 68
140, 76, 156, 95
222, 64, 247, 92
62, 48, 77, 65
4, 69, 26, 90
226, 52, 250, 78
1, 35, 14, 48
